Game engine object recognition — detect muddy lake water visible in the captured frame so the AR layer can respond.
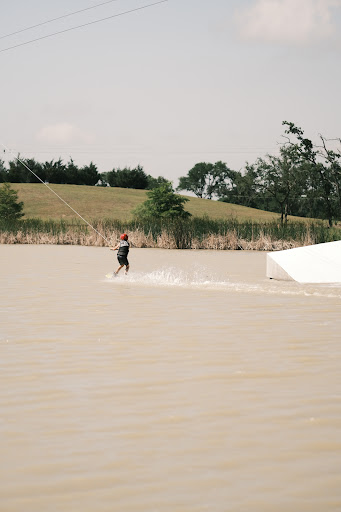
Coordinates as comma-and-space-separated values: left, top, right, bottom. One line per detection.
1, 245, 340, 511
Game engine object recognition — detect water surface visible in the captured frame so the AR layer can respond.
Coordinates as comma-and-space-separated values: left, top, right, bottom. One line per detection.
1, 245, 340, 511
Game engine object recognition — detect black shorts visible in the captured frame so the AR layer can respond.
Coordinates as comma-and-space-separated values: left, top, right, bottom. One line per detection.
117, 255, 129, 266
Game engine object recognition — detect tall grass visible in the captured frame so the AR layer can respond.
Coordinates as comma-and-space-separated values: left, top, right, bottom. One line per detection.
0, 217, 340, 250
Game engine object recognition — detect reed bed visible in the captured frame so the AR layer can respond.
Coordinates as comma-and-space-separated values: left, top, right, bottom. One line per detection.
0, 217, 340, 250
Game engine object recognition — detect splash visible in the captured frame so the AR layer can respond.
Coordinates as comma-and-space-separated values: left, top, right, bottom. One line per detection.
106, 266, 225, 289
104, 266, 341, 298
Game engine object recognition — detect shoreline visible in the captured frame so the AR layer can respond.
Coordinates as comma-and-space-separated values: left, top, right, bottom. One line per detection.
1, 218, 338, 251
0, 228, 305, 251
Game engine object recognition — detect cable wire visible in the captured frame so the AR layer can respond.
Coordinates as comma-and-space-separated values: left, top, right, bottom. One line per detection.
0, 0, 123, 40
0, 0, 168, 54
1, 142, 110, 244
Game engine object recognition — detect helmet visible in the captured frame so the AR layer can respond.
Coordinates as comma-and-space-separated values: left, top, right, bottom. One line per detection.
120, 233, 128, 240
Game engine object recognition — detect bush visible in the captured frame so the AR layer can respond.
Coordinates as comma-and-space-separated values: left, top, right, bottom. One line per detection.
133, 182, 191, 220
0, 183, 24, 220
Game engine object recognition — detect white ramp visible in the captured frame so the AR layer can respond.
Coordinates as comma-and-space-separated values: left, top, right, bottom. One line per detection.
266, 240, 341, 283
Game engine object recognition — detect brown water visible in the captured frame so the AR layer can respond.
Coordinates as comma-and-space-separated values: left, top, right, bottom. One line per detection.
1, 245, 341, 512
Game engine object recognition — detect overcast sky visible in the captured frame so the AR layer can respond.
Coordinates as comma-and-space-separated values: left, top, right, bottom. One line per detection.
1, 0, 341, 185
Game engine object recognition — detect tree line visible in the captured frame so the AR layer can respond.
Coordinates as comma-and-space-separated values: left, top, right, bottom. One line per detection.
177, 122, 341, 226
0, 157, 167, 190
1, 121, 340, 224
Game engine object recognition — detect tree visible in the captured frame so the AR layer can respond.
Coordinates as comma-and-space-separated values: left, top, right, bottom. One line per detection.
79, 162, 100, 186
106, 165, 149, 189
317, 134, 341, 222
23, 158, 44, 183
0, 183, 24, 219
65, 159, 80, 185
133, 182, 191, 219
43, 159, 66, 184
7, 156, 29, 183
177, 162, 212, 198
0, 159, 7, 183
177, 161, 233, 199
177, 161, 235, 199
218, 165, 262, 208
252, 145, 305, 224
146, 175, 169, 189
282, 121, 340, 226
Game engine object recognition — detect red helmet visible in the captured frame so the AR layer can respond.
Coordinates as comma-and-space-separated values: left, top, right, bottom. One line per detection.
120, 233, 128, 240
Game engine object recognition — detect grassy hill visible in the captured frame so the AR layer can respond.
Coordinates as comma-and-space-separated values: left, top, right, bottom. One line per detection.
3, 184, 339, 249
12, 183, 295, 223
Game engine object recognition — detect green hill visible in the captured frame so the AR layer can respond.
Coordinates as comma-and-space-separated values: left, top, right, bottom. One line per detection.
11, 183, 297, 222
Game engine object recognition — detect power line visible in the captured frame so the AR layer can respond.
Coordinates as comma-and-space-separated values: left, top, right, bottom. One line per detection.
0, 0, 168, 54
0, 0, 122, 40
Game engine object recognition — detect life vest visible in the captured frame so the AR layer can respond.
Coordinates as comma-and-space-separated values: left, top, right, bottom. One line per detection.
118, 240, 129, 256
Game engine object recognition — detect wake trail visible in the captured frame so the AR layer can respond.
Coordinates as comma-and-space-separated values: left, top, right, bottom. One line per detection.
103, 266, 341, 298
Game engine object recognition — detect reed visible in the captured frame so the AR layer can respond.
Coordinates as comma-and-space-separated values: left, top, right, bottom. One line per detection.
0, 217, 340, 250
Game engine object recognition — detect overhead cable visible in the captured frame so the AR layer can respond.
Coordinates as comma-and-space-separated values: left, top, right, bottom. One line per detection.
0, 0, 168, 54
0, 0, 123, 40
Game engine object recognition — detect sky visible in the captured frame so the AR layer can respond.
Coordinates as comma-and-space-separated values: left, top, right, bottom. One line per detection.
1, 0, 341, 186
